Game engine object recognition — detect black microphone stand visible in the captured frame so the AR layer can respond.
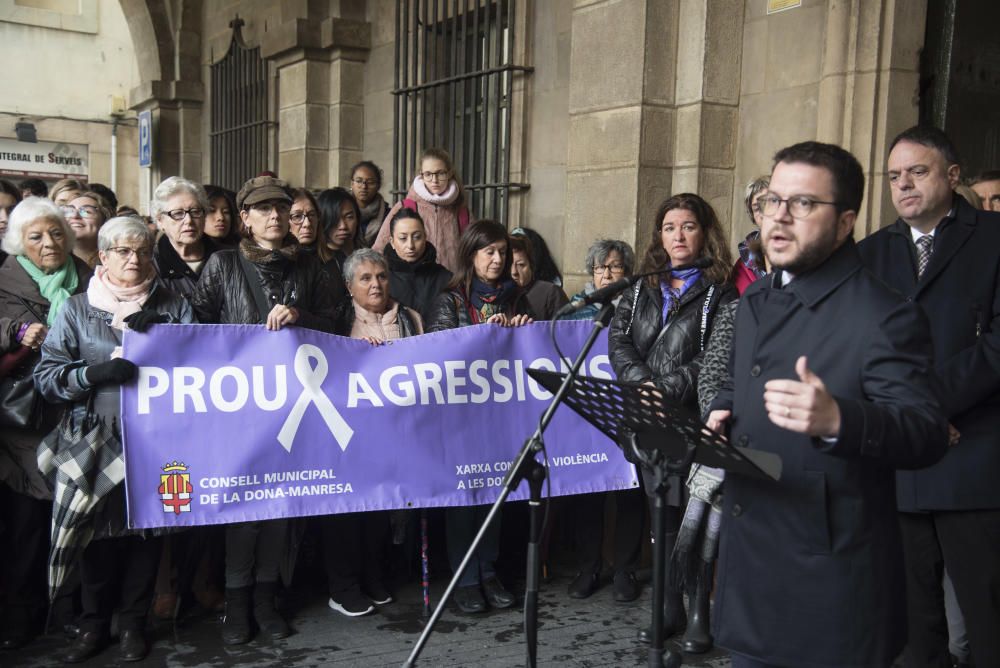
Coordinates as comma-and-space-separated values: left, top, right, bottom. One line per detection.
403, 301, 618, 668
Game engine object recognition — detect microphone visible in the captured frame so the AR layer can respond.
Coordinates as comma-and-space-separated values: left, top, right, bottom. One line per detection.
556, 257, 714, 317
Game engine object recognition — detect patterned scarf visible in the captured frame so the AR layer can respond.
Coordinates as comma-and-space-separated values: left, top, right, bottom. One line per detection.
738, 230, 767, 278
659, 266, 702, 323
468, 278, 516, 323
16, 255, 79, 326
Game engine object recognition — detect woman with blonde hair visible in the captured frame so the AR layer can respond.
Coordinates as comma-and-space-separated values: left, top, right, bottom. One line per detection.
372, 148, 474, 272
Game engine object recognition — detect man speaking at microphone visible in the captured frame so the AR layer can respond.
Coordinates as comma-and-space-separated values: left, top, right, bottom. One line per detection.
706, 142, 948, 668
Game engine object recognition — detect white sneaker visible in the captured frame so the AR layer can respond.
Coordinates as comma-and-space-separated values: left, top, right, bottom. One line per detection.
328, 593, 374, 617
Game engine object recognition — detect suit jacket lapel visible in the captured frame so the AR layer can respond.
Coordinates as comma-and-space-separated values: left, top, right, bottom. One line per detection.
916, 199, 976, 295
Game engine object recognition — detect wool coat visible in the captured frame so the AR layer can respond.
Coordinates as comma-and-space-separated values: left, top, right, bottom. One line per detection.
709, 238, 948, 668
857, 196, 1000, 510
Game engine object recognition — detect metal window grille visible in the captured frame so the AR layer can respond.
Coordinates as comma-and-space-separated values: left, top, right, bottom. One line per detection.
392, 0, 532, 225
210, 17, 275, 191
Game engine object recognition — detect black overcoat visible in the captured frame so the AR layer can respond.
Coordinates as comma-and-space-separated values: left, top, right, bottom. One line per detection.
857, 196, 1000, 510
709, 238, 948, 668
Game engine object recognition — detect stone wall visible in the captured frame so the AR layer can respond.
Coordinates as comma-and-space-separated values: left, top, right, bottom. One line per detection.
732, 0, 926, 240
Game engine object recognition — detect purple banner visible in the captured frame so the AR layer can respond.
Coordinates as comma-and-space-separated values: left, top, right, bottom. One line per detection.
121, 322, 638, 529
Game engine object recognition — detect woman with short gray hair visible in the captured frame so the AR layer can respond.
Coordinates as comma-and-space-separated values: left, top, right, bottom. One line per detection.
732, 175, 770, 294
564, 239, 636, 321
34, 214, 192, 663
562, 237, 646, 609
0, 198, 90, 650
151, 176, 218, 299
320, 247, 422, 618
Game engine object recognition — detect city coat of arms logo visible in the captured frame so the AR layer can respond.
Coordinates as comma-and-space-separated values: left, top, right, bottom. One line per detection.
159, 461, 193, 514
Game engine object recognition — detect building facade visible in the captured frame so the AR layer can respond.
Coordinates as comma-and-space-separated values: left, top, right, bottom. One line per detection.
5, 1, 997, 292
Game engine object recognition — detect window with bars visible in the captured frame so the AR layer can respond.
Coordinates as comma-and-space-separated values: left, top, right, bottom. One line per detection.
210, 18, 275, 192
392, 0, 532, 225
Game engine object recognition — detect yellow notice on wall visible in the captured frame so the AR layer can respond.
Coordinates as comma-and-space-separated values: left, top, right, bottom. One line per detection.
767, 0, 802, 14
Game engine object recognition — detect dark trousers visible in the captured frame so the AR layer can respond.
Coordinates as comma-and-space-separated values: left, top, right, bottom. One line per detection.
0, 486, 49, 620
224, 520, 288, 588
569, 487, 645, 575
320, 511, 389, 595
79, 535, 161, 634
446, 506, 500, 587
899, 509, 1000, 668
728, 655, 787, 668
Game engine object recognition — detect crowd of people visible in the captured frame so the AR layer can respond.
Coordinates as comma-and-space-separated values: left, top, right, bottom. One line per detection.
0, 127, 997, 668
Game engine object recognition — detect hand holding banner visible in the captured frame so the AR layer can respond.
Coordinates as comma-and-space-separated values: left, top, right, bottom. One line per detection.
122, 321, 637, 529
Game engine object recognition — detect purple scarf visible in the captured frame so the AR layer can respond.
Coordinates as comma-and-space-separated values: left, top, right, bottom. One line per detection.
659, 267, 702, 323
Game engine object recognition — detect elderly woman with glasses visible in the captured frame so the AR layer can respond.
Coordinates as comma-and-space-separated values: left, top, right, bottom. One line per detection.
61, 191, 114, 269
560, 238, 647, 605
373, 148, 474, 273
151, 176, 220, 300
0, 198, 91, 650
190, 175, 339, 646
564, 239, 636, 321
34, 216, 193, 663
731, 175, 771, 295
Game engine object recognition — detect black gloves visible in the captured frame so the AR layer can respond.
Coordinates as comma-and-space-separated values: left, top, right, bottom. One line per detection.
84, 358, 137, 386
123, 310, 170, 332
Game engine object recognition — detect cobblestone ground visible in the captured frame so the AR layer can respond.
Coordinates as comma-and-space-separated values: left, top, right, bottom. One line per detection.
4, 575, 731, 667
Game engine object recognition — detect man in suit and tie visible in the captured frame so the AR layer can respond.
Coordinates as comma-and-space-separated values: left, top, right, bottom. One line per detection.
858, 125, 1000, 668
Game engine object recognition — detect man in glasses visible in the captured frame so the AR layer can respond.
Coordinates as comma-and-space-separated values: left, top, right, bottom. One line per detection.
151, 176, 219, 299
706, 141, 948, 668
858, 126, 1000, 668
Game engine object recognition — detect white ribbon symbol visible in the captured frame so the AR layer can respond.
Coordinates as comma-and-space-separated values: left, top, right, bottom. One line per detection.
277, 344, 353, 453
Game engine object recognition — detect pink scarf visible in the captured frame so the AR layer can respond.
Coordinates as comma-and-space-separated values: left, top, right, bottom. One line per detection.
86, 266, 154, 330
412, 176, 459, 206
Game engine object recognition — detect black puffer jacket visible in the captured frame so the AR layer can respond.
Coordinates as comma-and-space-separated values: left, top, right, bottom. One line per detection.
609, 276, 736, 405
385, 242, 453, 322
153, 233, 221, 300
190, 243, 339, 331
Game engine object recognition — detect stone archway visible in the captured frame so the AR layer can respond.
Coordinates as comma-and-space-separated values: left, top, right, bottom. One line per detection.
118, 0, 204, 185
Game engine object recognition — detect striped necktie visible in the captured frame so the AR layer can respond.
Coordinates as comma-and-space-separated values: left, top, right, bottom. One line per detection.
916, 234, 933, 279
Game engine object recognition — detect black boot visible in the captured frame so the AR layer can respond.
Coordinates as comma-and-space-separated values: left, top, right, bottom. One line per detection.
221, 586, 253, 645
681, 577, 713, 653
638, 532, 687, 644
253, 581, 291, 640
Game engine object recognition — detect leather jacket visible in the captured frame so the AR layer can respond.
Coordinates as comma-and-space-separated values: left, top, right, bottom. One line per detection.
190, 245, 339, 331
608, 276, 736, 406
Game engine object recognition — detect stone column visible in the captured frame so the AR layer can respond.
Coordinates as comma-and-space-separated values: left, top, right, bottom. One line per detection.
671, 0, 744, 226
563, 0, 678, 294
131, 81, 204, 184
261, 17, 370, 190
816, 0, 926, 235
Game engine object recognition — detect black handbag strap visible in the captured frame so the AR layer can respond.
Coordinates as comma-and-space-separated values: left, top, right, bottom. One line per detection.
17, 295, 45, 324
237, 252, 273, 325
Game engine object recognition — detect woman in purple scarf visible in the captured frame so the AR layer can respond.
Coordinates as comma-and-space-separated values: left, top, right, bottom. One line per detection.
608, 193, 736, 650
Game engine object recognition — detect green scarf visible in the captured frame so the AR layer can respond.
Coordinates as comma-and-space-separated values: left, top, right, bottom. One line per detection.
16, 255, 78, 325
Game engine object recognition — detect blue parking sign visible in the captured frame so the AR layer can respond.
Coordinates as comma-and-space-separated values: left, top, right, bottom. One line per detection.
139, 110, 152, 167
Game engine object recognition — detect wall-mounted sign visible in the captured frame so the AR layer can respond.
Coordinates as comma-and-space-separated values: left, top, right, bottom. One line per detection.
0, 138, 89, 180
139, 110, 152, 168
767, 0, 802, 14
